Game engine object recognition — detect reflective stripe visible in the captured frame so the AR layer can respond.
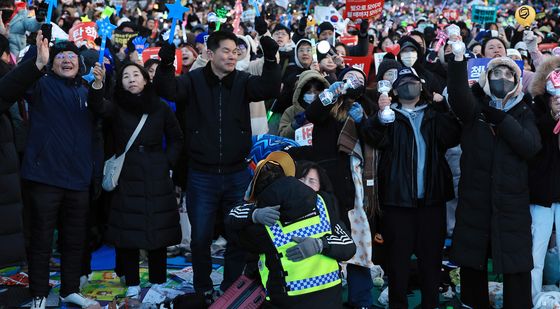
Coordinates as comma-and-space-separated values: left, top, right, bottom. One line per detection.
268, 196, 330, 248
286, 270, 340, 292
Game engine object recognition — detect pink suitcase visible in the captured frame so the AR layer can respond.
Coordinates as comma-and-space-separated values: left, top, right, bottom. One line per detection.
209, 275, 266, 309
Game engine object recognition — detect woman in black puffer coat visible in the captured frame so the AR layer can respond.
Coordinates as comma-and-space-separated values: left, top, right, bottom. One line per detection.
87, 62, 183, 298
447, 44, 541, 309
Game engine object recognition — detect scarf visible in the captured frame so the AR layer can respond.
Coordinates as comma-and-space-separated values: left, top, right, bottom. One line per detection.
114, 83, 159, 115
337, 117, 379, 268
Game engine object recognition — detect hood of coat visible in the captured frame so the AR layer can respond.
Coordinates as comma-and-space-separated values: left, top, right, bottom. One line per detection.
292, 70, 330, 109
294, 39, 313, 69
529, 55, 560, 98
256, 176, 318, 223
236, 35, 256, 72
479, 57, 522, 104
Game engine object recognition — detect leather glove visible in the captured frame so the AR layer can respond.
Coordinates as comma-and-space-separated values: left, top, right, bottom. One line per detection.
426, 50, 438, 63
298, 15, 307, 33
523, 30, 538, 52
291, 112, 306, 129
482, 104, 507, 125
359, 19, 369, 37
158, 42, 176, 66
286, 236, 323, 262
348, 102, 364, 123
252, 206, 280, 226
40, 23, 52, 43
260, 36, 279, 61
255, 15, 268, 36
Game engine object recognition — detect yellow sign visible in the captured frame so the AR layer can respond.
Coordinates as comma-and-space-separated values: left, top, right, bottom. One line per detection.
515, 5, 536, 28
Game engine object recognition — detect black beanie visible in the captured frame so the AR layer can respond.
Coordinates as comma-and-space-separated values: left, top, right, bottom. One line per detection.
317, 22, 334, 35
49, 41, 80, 64
376, 59, 402, 81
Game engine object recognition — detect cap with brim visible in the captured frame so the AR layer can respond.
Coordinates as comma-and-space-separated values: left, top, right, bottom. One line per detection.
400, 41, 418, 52
247, 151, 295, 202
393, 67, 421, 88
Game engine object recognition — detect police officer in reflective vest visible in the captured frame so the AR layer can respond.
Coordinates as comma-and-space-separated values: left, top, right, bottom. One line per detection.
226, 152, 356, 308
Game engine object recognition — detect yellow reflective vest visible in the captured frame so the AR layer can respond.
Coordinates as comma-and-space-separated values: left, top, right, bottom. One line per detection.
258, 195, 341, 296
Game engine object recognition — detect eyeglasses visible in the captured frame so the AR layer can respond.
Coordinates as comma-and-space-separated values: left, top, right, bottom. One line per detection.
490, 68, 514, 80
55, 53, 78, 60
299, 48, 312, 54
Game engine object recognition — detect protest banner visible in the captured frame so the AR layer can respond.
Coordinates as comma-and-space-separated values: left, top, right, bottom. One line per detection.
339, 35, 358, 46
69, 22, 97, 48
467, 58, 524, 82
295, 123, 314, 146
344, 0, 384, 21
442, 9, 460, 21
112, 30, 139, 46
343, 55, 373, 77
141, 47, 183, 76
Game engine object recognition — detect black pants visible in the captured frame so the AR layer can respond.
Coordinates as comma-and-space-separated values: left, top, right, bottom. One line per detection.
26, 181, 89, 298
382, 205, 446, 309
115, 247, 167, 286
460, 266, 531, 309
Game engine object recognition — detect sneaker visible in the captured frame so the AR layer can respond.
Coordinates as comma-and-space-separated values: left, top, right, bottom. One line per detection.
79, 274, 91, 290
119, 275, 126, 286
126, 285, 141, 299
60, 293, 99, 308
30, 297, 46, 309
203, 289, 223, 305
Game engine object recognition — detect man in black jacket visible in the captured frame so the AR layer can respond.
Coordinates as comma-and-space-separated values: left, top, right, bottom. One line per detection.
154, 30, 281, 304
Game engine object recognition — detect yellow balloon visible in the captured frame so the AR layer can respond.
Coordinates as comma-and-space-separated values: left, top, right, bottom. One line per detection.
515, 5, 536, 28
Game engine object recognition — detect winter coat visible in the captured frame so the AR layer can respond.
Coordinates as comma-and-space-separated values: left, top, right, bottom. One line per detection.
527, 56, 560, 207
278, 70, 330, 138
226, 176, 355, 309
88, 85, 183, 250
0, 58, 96, 191
447, 59, 541, 274
360, 102, 461, 208
154, 59, 281, 174
0, 96, 25, 268
8, 10, 41, 56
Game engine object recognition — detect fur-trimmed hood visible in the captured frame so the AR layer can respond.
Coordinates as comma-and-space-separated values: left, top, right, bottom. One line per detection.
479, 57, 523, 104
530, 56, 560, 97
292, 70, 330, 108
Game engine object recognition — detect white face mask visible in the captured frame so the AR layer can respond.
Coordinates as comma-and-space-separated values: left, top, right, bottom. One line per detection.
303, 92, 317, 104
368, 29, 375, 36
190, 21, 199, 26
400, 51, 418, 67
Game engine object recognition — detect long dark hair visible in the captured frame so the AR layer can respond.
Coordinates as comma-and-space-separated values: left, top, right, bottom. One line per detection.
115, 62, 151, 92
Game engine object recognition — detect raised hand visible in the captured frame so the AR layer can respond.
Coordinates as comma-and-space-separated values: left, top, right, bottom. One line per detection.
92, 62, 105, 88
35, 30, 50, 71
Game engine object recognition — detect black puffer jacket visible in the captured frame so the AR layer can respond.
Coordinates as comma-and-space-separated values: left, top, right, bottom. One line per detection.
154, 60, 281, 174
0, 98, 25, 268
447, 59, 541, 274
226, 177, 355, 309
88, 85, 184, 250
360, 102, 461, 208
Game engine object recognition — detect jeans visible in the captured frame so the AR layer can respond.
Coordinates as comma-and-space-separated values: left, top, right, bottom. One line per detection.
347, 264, 373, 307
530, 203, 560, 303
25, 181, 89, 298
187, 168, 251, 293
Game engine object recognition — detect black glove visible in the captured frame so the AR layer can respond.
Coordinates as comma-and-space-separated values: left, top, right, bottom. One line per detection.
481, 104, 507, 125
359, 19, 369, 37
426, 50, 438, 63
40, 23, 52, 43
158, 42, 176, 66
255, 15, 268, 36
298, 15, 307, 33
291, 112, 306, 129
260, 36, 279, 61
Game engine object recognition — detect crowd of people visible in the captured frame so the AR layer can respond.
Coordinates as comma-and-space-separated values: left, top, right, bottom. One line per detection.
0, 0, 559, 308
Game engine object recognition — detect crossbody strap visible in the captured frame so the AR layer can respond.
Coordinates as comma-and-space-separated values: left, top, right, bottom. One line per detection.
123, 113, 148, 154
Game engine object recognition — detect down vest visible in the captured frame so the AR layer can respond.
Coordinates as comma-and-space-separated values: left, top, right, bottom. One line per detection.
447, 59, 541, 274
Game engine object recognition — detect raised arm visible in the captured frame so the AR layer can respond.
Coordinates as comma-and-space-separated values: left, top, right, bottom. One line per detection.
245, 36, 281, 102
164, 105, 184, 167
0, 31, 49, 103
153, 43, 191, 104
87, 63, 115, 117
447, 41, 478, 123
